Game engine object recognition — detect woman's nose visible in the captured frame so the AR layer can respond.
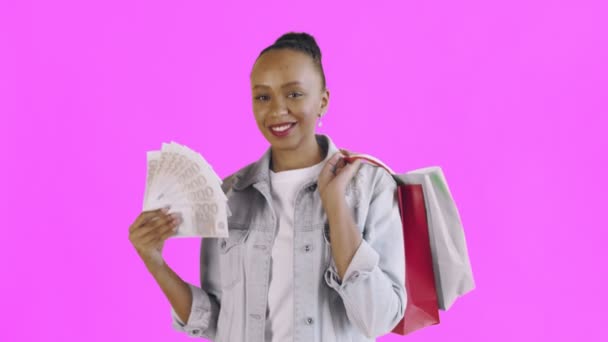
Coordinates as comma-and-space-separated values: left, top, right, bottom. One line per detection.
269, 98, 288, 116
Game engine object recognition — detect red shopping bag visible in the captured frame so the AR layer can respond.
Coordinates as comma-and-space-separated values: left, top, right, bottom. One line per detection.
344, 154, 440, 335
392, 183, 440, 334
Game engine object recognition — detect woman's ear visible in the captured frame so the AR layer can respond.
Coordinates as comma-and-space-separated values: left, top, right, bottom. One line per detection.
319, 88, 330, 115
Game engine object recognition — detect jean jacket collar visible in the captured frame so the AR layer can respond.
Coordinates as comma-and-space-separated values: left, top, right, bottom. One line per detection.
232, 134, 341, 191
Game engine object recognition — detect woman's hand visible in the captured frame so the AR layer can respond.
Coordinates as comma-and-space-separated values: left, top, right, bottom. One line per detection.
318, 150, 362, 211
128, 206, 182, 272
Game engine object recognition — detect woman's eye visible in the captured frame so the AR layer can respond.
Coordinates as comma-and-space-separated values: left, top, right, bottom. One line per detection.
288, 92, 303, 98
255, 95, 269, 101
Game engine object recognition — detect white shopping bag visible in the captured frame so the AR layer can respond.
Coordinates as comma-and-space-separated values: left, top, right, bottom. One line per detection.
398, 166, 475, 310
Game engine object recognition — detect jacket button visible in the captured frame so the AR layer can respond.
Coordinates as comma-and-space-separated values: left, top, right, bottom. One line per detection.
306, 317, 314, 325
304, 244, 312, 252
220, 240, 227, 249
307, 184, 317, 192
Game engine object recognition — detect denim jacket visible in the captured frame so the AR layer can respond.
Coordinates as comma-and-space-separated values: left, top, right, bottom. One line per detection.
170, 134, 406, 341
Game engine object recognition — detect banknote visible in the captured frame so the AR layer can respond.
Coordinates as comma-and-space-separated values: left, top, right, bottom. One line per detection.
148, 142, 227, 204
143, 141, 230, 238
143, 151, 161, 209
172, 201, 229, 238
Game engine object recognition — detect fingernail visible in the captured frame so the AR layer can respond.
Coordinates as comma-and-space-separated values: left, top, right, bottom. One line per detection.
162, 205, 171, 213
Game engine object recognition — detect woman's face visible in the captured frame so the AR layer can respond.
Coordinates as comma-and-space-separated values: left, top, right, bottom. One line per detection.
250, 48, 329, 152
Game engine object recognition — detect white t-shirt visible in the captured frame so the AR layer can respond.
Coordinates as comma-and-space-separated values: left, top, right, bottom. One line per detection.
265, 156, 328, 342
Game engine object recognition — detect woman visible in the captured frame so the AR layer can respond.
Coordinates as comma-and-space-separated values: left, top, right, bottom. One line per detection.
128, 32, 406, 341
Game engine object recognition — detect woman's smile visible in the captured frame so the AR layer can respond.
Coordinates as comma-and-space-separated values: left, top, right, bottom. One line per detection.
268, 122, 297, 137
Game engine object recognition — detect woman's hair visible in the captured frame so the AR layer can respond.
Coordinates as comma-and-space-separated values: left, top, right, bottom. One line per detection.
257, 32, 327, 90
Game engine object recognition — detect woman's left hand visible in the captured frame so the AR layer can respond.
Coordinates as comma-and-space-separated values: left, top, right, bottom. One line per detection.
318, 150, 362, 210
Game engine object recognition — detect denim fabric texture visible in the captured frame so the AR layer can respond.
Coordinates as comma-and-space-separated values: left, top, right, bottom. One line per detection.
170, 134, 406, 341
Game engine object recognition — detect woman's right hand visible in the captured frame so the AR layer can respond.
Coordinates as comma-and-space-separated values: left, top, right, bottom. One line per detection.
128, 206, 182, 271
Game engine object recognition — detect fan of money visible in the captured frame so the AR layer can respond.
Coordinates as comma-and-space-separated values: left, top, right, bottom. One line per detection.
142, 141, 230, 238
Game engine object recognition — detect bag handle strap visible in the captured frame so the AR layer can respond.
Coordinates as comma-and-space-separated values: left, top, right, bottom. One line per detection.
341, 152, 396, 175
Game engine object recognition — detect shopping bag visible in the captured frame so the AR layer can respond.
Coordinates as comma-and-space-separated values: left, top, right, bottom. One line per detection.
345, 153, 475, 312
344, 154, 440, 335
400, 167, 475, 310
393, 183, 442, 334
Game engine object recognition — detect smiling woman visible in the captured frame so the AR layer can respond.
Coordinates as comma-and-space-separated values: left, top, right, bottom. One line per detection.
129, 31, 406, 342
250, 41, 330, 173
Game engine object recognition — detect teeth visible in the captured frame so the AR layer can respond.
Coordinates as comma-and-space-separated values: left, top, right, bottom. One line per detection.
271, 123, 293, 132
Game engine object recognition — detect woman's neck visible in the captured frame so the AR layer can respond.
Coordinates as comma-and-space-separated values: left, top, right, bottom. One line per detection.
270, 138, 324, 172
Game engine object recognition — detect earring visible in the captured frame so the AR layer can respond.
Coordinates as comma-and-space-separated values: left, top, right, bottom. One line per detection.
318, 114, 323, 127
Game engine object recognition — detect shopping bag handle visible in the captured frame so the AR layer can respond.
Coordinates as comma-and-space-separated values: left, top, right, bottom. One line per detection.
341, 152, 396, 175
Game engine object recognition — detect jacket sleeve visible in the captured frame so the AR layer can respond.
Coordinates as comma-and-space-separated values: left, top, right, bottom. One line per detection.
168, 172, 239, 339
324, 168, 407, 338
169, 236, 222, 338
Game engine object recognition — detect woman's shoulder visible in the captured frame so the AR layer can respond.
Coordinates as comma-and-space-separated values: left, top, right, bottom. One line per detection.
356, 161, 397, 195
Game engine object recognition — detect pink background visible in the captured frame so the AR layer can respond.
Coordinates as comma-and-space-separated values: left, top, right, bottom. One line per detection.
1, 0, 606, 341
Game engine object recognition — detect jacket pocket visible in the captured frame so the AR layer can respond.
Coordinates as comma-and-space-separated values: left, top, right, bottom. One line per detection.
218, 228, 249, 290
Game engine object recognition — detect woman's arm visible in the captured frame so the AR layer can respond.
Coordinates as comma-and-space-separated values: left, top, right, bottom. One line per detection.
324, 197, 362, 280
165, 238, 221, 340
129, 208, 219, 338
147, 261, 192, 323
324, 170, 407, 338
164, 176, 239, 338
149, 237, 222, 338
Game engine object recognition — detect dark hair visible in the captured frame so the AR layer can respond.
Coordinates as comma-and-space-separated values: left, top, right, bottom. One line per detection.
257, 32, 327, 90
